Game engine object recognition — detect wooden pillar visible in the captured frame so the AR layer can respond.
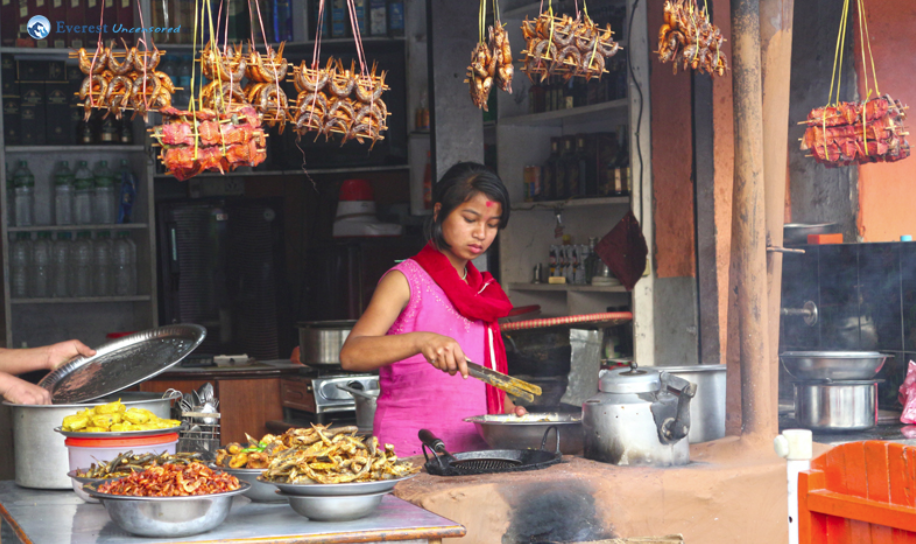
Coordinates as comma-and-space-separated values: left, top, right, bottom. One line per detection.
730, 0, 775, 439
760, 0, 795, 423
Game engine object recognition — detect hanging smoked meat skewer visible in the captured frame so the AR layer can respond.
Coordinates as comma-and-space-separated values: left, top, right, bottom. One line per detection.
655, 0, 727, 76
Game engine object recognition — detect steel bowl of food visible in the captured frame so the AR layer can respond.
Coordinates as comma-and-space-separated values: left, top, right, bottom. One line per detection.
278, 490, 388, 521
464, 412, 583, 455
779, 351, 890, 381
263, 473, 418, 497
67, 469, 105, 503
216, 466, 286, 503
84, 481, 250, 538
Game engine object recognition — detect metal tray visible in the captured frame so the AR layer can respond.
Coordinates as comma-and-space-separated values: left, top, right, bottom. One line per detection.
54, 425, 184, 439
259, 473, 418, 497
39, 324, 207, 404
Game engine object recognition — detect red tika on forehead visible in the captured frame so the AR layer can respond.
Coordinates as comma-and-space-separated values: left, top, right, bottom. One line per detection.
486, 201, 494, 207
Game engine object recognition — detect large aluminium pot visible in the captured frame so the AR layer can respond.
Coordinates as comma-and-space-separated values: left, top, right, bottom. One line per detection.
298, 320, 356, 366
664, 365, 726, 443
794, 380, 878, 431
4, 391, 175, 489
582, 364, 696, 467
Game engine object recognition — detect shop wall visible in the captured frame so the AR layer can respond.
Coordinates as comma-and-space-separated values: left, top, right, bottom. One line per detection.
854, 0, 916, 242
647, 0, 702, 367
787, 0, 859, 242
712, 0, 734, 368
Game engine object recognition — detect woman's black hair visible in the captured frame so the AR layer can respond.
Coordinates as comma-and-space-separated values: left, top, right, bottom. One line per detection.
423, 161, 511, 250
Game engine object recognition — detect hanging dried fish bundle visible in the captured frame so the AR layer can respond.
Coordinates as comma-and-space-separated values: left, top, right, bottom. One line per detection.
465, 23, 514, 111
519, 12, 621, 83
800, 95, 910, 166
290, 58, 389, 146
199, 42, 250, 113
150, 106, 268, 181
74, 42, 174, 122
656, 0, 727, 76
244, 42, 290, 132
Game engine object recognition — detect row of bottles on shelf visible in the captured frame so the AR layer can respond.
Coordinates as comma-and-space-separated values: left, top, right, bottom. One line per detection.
10, 230, 138, 299
76, 113, 135, 146
148, 0, 293, 44
309, 0, 405, 39
543, 236, 616, 286
522, 130, 630, 202
6, 160, 137, 227
527, 57, 628, 115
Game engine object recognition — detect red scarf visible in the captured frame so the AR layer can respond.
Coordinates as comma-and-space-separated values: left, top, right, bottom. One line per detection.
411, 243, 513, 414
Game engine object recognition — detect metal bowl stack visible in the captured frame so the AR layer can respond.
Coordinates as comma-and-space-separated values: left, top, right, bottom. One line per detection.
84, 481, 250, 538
262, 474, 418, 521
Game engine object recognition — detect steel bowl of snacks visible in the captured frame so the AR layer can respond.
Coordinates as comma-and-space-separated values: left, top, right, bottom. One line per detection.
69, 451, 207, 503
84, 463, 249, 538
213, 434, 289, 503
256, 424, 420, 520
464, 412, 583, 455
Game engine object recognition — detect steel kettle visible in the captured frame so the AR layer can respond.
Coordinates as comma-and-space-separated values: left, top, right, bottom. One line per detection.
582, 362, 697, 467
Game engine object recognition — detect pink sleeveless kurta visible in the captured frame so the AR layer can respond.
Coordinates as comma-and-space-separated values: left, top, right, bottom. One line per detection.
373, 259, 489, 456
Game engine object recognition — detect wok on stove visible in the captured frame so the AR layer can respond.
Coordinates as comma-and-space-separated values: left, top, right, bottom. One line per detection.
779, 351, 890, 381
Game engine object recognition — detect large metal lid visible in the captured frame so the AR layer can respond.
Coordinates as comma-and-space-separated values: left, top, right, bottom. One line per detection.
38, 324, 206, 404
598, 363, 661, 394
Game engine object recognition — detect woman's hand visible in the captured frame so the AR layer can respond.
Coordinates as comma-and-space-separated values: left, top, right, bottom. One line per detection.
0, 373, 51, 405
415, 332, 470, 378
504, 397, 528, 416
45, 340, 96, 371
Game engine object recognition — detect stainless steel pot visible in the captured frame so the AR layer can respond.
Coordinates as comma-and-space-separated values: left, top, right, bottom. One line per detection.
664, 365, 726, 443
4, 391, 175, 489
464, 413, 583, 454
336, 383, 378, 433
298, 320, 356, 366
582, 363, 696, 467
794, 380, 877, 431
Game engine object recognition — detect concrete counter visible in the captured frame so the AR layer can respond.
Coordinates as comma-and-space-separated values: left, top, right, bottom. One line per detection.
393, 439, 791, 544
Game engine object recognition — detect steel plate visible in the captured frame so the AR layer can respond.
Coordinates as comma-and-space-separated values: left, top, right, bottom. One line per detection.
54, 425, 184, 439
259, 473, 418, 497
39, 324, 207, 404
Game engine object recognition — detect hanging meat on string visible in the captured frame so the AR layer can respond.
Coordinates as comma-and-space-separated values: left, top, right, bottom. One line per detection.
465, 22, 515, 111
519, 11, 621, 83
290, 58, 389, 146
150, 106, 268, 181
199, 42, 248, 113
655, 0, 727, 76
799, 95, 910, 166
244, 42, 290, 133
74, 42, 174, 122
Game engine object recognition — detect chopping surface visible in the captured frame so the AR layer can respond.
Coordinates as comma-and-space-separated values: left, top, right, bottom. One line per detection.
0, 481, 464, 544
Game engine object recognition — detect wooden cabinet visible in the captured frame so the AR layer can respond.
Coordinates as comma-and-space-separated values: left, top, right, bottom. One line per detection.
139, 370, 294, 444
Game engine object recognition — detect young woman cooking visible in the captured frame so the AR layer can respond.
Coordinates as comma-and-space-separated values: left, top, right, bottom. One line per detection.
339, 162, 527, 455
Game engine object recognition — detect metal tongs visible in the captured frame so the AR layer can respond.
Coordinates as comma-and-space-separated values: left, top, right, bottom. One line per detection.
465, 360, 542, 403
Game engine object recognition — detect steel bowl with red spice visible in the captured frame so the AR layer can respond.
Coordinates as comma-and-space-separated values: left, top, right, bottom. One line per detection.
85, 462, 250, 538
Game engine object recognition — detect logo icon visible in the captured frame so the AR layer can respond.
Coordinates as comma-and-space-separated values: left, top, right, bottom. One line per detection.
27, 16, 50, 40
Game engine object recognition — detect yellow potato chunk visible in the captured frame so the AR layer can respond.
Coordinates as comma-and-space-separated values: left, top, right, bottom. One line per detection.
109, 423, 133, 432
123, 409, 149, 424
95, 400, 124, 415
62, 414, 89, 431
91, 413, 122, 428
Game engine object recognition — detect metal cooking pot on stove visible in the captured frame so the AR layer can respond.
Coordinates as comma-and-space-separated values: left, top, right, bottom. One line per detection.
582, 362, 696, 467
298, 320, 356, 366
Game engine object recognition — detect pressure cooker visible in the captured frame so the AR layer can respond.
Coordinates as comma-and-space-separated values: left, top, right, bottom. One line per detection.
582, 363, 697, 467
